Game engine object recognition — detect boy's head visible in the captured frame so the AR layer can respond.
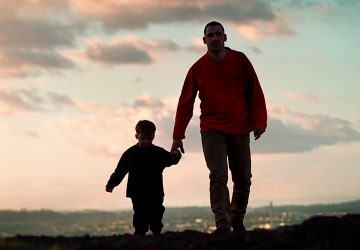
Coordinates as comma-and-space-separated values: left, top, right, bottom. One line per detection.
135, 120, 156, 148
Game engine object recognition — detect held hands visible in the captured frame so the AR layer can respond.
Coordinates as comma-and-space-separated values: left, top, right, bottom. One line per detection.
171, 139, 185, 154
171, 148, 182, 160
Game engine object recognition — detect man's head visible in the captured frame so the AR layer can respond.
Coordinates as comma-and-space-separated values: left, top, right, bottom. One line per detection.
135, 120, 156, 148
203, 21, 227, 53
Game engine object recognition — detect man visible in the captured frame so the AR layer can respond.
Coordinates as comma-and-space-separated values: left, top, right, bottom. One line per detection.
171, 21, 267, 234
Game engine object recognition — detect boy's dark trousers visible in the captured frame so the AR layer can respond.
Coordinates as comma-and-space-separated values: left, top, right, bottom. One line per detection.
131, 196, 165, 235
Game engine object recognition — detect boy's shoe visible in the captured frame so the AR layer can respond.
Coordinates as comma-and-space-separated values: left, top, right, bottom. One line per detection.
212, 227, 231, 235
232, 222, 246, 233
151, 230, 161, 236
134, 230, 147, 236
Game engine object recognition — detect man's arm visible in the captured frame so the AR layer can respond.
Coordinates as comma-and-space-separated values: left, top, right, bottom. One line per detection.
173, 68, 198, 142
244, 54, 267, 140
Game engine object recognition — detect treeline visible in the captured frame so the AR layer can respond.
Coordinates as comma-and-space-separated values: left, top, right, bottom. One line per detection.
248, 199, 360, 216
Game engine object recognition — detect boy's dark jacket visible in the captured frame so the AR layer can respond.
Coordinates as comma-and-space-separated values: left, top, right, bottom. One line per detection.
106, 144, 180, 198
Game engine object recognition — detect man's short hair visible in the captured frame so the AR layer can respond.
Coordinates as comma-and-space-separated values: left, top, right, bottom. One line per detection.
204, 21, 225, 35
135, 120, 156, 135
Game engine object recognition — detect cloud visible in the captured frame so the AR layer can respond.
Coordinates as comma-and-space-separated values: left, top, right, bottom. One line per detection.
234, 12, 296, 40
47, 92, 75, 107
0, 49, 75, 71
46, 94, 360, 157
73, 0, 279, 31
71, 0, 299, 40
0, 89, 44, 115
172, 114, 360, 154
185, 38, 207, 54
0, 17, 76, 50
259, 104, 360, 153
254, 116, 360, 153
249, 46, 263, 54
286, 0, 352, 13
0, 1, 82, 77
47, 94, 178, 157
0, 123, 38, 138
86, 36, 180, 65
0, 88, 75, 116
0, 0, 70, 16
86, 39, 152, 65
0, 0, 315, 77
283, 92, 319, 103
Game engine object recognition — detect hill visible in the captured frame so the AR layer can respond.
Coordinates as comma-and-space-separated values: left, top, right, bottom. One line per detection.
1, 199, 359, 236
1, 214, 359, 250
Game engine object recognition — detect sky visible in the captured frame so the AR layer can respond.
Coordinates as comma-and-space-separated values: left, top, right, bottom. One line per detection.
0, 0, 359, 211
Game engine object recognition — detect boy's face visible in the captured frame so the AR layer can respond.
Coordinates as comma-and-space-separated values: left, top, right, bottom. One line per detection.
135, 132, 155, 148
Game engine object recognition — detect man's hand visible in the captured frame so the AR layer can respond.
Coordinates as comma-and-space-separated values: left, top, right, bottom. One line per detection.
171, 148, 182, 158
254, 129, 265, 140
171, 139, 185, 154
171, 148, 182, 160
105, 186, 113, 193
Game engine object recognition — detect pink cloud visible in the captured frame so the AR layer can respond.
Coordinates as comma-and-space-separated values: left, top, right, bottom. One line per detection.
185, 38, 207, 54
0, 123, 38, 137
86, 36, 179, 65
234, 12, 296, 40
47, 94, 177, 158
71, 0, 279, 32
0, 89, 42, 115
284, 92, 319, 103
45, 95, 360, 157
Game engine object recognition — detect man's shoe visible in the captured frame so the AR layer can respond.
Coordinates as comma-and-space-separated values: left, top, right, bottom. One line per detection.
212, 227, 231, 235
151, 230, 161, 236
232, 223, 246, 233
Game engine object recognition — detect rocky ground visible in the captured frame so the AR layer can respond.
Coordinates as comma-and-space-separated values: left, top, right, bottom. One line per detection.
1, 214, 359, 250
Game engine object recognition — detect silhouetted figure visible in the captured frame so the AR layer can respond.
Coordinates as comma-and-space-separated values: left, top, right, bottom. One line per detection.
106, 120, 181, 235
171, 21, 267, 234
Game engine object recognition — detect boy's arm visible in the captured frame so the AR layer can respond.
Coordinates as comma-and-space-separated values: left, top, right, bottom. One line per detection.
105, 150, 130, 192
170, 149, 182, 164
159, 148, 181, 168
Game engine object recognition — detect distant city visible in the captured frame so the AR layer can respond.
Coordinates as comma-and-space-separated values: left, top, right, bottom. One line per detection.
1, 199, 359, 237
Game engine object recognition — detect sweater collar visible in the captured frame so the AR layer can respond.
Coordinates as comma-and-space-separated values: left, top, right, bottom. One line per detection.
206, 47, 231, 63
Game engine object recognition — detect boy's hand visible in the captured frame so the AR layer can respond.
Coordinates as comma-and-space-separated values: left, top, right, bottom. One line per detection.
171, 148, 182, 159
105, 186, 113, 193
171, 139, 185, 154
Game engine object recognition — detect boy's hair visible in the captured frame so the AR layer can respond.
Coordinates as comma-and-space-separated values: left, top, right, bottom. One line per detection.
135, 120, 156, 135
204, 21, 225, 35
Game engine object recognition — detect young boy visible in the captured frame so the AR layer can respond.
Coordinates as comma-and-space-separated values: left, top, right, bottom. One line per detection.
106, 120, 181, 235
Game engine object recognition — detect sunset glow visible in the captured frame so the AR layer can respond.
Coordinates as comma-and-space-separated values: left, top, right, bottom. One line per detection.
0, 0, 359, 211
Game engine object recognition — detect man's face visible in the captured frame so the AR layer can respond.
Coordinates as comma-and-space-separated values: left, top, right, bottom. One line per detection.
203, 25, 226, 53
135, 132, 154, 148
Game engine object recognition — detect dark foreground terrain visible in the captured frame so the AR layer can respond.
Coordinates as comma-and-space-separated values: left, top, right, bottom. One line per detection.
1, 214, 359, 250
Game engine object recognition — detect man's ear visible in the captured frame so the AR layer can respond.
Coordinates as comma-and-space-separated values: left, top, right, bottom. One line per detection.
224, 34, 227, 42
203, 37, 207, 44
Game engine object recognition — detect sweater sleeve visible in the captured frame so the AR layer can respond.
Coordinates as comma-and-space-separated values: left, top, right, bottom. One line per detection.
244, 55, 267, 130
173, 67, 199, 139
106, 149, 130, 189
160, 148, 181, 168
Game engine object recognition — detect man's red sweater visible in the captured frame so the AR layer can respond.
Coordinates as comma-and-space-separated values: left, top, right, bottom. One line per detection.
173, 48, 267, 140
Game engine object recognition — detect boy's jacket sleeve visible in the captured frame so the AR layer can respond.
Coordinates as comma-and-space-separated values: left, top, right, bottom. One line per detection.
106, 150, 130, 189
